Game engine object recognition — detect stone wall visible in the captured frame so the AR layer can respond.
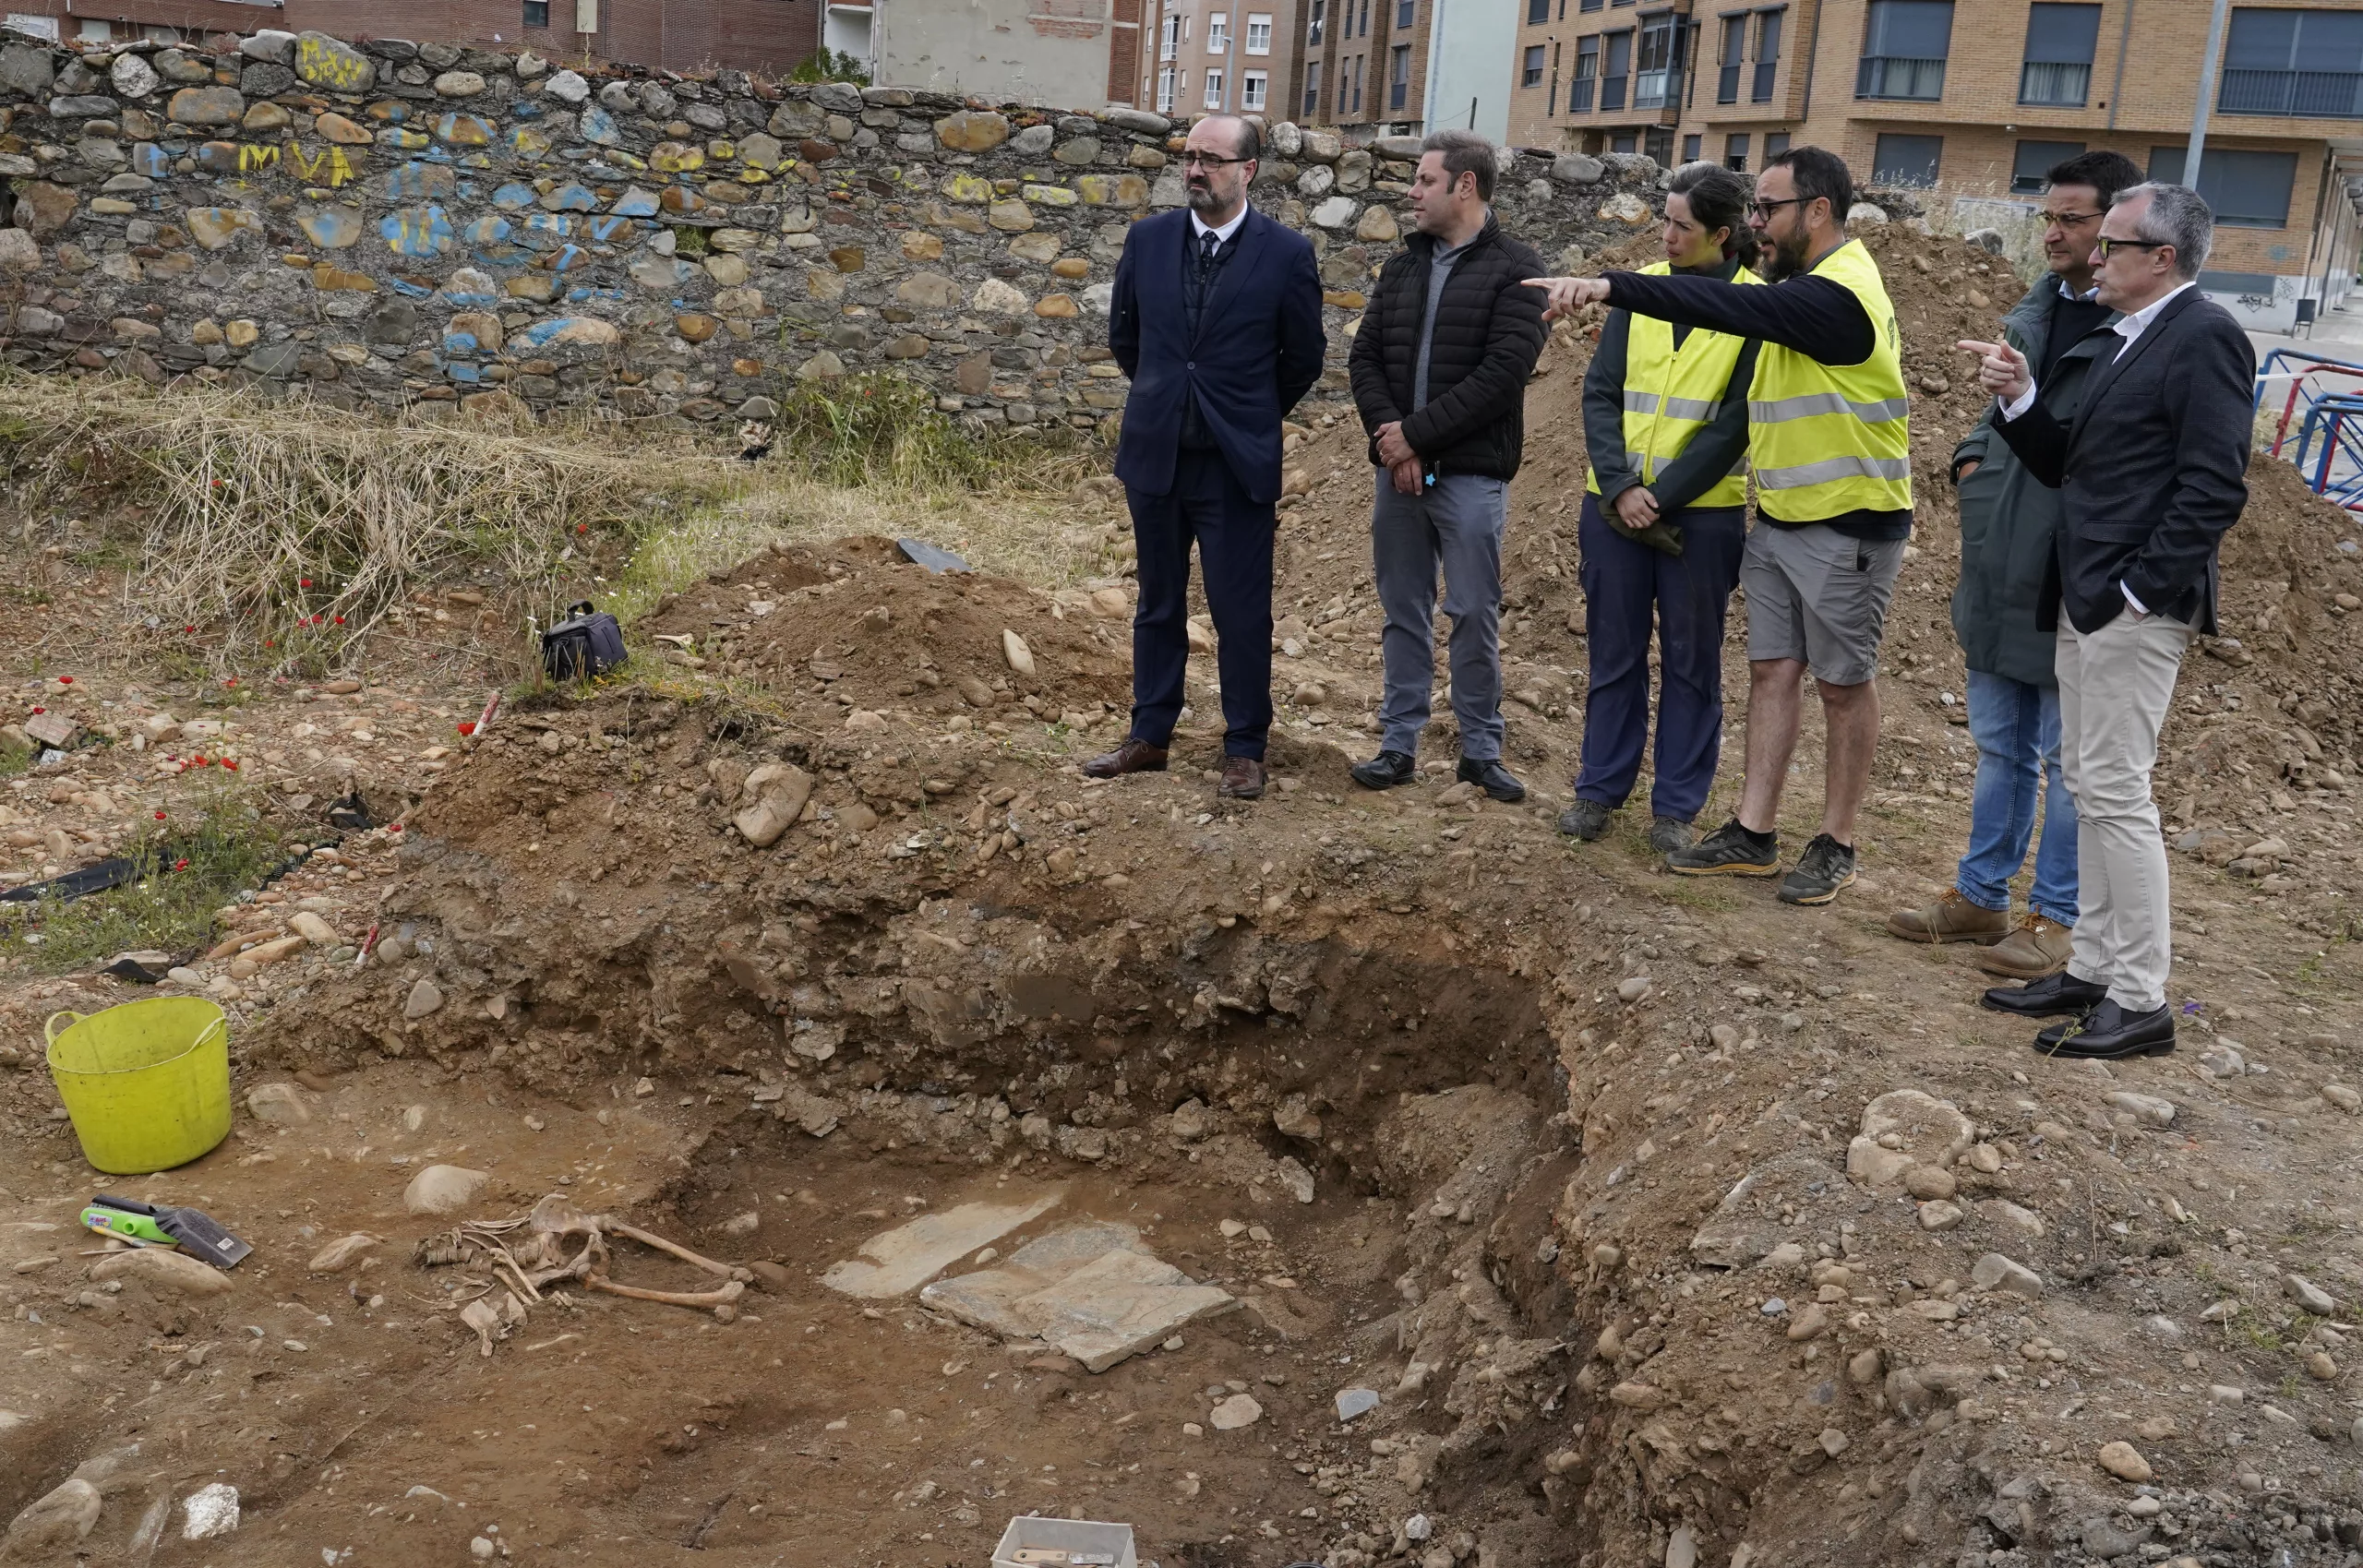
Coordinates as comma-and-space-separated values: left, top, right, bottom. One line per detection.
0, 26, 1665, 432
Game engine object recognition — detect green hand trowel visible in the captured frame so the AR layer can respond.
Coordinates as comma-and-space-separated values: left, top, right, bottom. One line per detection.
80, 1195, 252, 1270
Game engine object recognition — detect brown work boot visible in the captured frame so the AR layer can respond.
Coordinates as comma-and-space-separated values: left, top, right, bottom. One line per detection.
1977, 912, 2074, 979
1884, 888, 2010, 945
1217, 756, 1267, 799
1080, 737, 1168, 779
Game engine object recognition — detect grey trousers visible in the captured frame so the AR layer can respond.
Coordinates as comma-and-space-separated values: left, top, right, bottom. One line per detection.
1371, 469, 1508, 761
2055, 609, 2194, 1013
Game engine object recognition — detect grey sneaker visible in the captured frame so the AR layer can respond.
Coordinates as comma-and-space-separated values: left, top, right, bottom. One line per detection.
1666, 818, 1779, 876
1648, 816, 1695, 856
1779, 833, 1857, 906
1557, 798, 1612, 841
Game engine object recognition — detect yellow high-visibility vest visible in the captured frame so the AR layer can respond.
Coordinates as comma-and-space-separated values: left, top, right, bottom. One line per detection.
1586, 259, 1764, 509
1745, 237, 1913, 521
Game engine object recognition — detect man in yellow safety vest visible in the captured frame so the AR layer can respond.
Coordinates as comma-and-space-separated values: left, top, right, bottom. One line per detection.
1528, 146, 1910, 907
1559, 162, 1764, 857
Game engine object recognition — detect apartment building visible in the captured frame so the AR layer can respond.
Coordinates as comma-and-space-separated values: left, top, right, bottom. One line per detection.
1140, 0, 1300, 119
1507, 0, 2363, 329
0, 0, 828, 75
871, 0, 1147, 105
1292, 0, 1515, 140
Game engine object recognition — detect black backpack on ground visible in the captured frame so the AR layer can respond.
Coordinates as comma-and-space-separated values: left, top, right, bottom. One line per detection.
541, 602, 627, 681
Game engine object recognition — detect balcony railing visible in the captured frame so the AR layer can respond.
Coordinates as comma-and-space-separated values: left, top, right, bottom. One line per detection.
1855, 54, 1945, 99
1634, 66, 1682, 107
2220, 67, 2363, 118
2019, 59, 2090, 105
1718, 62, 1740, 101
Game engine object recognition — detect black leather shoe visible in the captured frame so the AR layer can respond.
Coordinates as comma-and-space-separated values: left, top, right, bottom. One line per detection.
1351, 749, 1416, 790
2033, 999, 2176, 1059
1981, 969, 2106, 1018
1458, 755, 1526, 803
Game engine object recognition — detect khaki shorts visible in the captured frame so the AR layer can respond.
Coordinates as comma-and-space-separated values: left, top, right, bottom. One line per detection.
1741, 522, 1905, 686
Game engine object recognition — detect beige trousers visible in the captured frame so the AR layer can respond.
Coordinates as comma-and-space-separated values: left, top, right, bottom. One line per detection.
2054, 609, 2194, 1013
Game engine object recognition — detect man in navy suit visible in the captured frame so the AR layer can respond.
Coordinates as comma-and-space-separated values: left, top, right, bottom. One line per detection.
1087, 114, 1326, 800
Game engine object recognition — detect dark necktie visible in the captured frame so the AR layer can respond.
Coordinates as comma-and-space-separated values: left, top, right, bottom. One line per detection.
1198, 229, 1221, 279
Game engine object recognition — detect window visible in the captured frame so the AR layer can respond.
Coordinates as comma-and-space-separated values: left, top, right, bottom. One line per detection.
1580, 0, 1603, 9
1303, 59, 1322, 112
522, 0, 550, 24
1683, 132, 1702, 160
1246, 13, 1272, 53
75, 18, 111, 40
2222, 7, 2363, 117
1242, 68, 1267, 107
1872, 130, 1943, 186
1753, 8, 1781, 100
1390, 43, 1411, 107
2150, 144, 2298, 225
1725, 131, 1750, 169
1307, 0, 1325, 43
2010, 138, 2083, 193
1855, 0, 1952, 100
1158, 66, 1178, 110
1571, 35, 1599, 108
1611, 132, 1638, 150
1160, 14, 1181, 60
1397, 0, 1415, 25
1601, 30, 1632, 109
1644, 126, 1674, 164
1530, 0, 1552, 18
1208, 12, 1227, 53
2019, 3, 2098, 105
1718, 14, 1745, 102
1525, 43, 1548, 86
1205, 69, 1225, 105
1635, 13, 1682, 107
1353, 53, 1363, 111
1360, 0, 1371, 35
1764, 129, 1791, 156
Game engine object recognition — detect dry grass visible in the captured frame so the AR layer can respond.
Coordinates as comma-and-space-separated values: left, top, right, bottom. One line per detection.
0, 373, 1115, 677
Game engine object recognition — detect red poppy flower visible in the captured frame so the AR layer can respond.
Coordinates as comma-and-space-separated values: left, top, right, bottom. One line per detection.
389, 823, 403, 833
173, 857, 189, 870
183, 625, 196, 634
300, 578, 312, 588
577, 522, 589, 533
222, 759, 238, 771
29, 707, 42, 715
458, 722, 476, 736
265, 640, 277, 648
153, 809, 166, 820
333, 616, 345, 626
57, 676, 71, 686
210, 479, 223, 489
222, 679, 236, 688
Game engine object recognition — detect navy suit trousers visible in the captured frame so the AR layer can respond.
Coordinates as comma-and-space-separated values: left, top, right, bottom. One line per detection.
1125, 449, 1275, 760
1575, 494, 1746, 822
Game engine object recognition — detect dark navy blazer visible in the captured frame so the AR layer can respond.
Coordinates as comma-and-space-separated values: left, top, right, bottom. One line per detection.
1108, 205, 1326, 504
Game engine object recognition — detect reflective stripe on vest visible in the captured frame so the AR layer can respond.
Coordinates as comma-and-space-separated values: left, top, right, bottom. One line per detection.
1745, 237, 1912, 520
1585, 259, 1762, 509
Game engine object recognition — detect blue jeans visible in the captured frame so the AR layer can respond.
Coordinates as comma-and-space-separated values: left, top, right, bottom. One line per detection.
1956, 670, 2078, 927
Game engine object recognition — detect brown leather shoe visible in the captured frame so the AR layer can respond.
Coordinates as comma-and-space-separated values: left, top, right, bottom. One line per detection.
1977, 912, 2075, 979
1217, 756, 1266, 799
1884, 888, 2010, 945
1080, 737, 1168, 779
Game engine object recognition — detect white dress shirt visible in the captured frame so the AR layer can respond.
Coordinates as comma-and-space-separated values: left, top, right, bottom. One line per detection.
1190, 206, 1250, 252
1996, 280, 2196, 616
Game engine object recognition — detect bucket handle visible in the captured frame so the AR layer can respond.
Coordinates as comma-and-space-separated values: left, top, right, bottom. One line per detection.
45, 1010, 228, 1052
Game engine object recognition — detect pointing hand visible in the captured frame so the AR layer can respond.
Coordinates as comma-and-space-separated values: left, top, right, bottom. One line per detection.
1957, 339, 2033, 406
1522, 276, 1612, 321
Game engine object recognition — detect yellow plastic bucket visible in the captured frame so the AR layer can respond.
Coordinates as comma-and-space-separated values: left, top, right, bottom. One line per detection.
44, 998, 233, 1175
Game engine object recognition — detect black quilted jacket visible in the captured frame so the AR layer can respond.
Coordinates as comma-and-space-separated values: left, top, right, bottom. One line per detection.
1348, 213, 1549, 480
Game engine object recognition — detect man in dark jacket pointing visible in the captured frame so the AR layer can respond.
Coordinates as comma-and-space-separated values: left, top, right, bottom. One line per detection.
1346, 128, 1549, 801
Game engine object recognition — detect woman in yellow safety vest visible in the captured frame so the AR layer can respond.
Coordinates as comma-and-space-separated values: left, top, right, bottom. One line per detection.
1559, 162, 1763, 855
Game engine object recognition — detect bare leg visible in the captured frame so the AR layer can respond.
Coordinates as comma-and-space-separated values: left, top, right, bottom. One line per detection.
1817, 675, 1881, 844
1736, 658, 1805, 834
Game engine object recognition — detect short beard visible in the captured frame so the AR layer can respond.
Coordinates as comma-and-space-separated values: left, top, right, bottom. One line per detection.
1764, 228, 1811, 283
1186, 181, 1224, 212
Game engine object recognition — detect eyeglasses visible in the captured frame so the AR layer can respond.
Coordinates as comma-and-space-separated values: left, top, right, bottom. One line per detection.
2039, 209, 2104, 226
2094, 237, 2169, 259
1184, 152, 1253, 169
1748, 197, 1803, 220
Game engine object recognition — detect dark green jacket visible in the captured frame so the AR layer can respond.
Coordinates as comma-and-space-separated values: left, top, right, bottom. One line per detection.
1949, 278, 2120, 687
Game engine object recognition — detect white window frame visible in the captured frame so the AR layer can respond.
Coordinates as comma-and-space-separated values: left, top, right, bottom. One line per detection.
4, 13, 60, 40
1245, 12, 1272, 53
1207, 11, 1228, 52
1158, 66, 1179, 111
1205, 68, 1226, 106
1160, 14, 1181, 60
1242, 67, 1268, 106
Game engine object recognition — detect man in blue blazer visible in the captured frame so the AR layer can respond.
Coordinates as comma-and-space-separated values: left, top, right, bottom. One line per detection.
1087, 114, 1326, 800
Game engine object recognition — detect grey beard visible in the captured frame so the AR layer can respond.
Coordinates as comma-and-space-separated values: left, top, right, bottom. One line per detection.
1186, 184, 1221, 210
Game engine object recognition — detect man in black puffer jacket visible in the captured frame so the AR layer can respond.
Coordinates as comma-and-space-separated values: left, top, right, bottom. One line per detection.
1346, 128, 1549, 801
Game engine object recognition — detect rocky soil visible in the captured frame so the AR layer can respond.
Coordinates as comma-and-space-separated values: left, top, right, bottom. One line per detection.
0, 218, 2361, 1568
